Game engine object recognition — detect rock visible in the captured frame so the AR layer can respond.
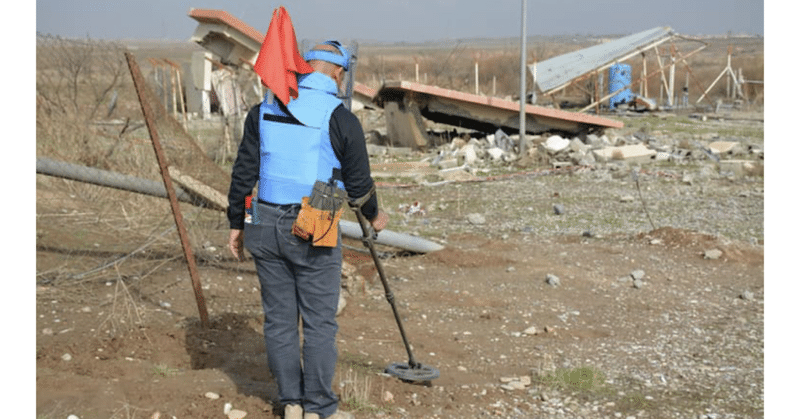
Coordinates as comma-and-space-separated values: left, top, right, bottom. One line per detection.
460, 143, 479, 165
336, 292, 347, 316
227, 409, 247, 419
704, 249, 723, 260
67, 415, 80, 419
543, 135, 570, 154
740, 290, 755, 301
486, 147, 505, 161
632, 279, 644, 289
205, 391, 220, 399
523, 326, 538, 335
61, 353, 73, 362
545, 274, 560, 287
467, 213, 486, 225
553, 204, 565, 215
383, 390, 394, 402
630, 269, 645, 280
619, 195, 635, 203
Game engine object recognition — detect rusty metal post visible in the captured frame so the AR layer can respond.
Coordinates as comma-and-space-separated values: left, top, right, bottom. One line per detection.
519, 0, 527, 156
125, 52, 210, 328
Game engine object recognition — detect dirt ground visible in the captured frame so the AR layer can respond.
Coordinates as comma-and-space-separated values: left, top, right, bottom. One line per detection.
35, 146, 765, 419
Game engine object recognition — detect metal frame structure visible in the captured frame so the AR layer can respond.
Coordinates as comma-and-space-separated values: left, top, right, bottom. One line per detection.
529, 27, 708, 111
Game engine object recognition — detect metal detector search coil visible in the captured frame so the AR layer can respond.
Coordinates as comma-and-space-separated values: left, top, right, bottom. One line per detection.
349, 190, 439, 384
386, 362, 440, 382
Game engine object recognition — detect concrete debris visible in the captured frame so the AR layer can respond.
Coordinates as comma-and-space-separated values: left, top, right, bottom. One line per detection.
398, 201, 426, 216
593, 144, 656, 163
543, 135, 571, 154
355, 108, 763, 184
704, 249, 723, 260
545, 274, 561, 287
467, 213, 487, 225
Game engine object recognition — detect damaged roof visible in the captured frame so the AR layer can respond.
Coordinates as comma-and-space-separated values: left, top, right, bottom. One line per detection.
531, 26, 674, 94
376, 80, 623, 140
187, 8, 264, 66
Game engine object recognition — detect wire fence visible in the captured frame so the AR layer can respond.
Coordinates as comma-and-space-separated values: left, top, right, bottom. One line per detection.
36, 34, 233, 292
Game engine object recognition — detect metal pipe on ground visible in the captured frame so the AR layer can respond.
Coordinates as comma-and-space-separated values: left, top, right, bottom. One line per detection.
36, 157, 445, 254
36, 157, 207, 208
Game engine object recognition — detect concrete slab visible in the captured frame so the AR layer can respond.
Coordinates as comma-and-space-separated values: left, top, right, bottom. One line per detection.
718, 159, 760, 177
375, 80, 623, 149
592, 144, 656, 163
708, 141, 738, 155
369, 161, 437, 178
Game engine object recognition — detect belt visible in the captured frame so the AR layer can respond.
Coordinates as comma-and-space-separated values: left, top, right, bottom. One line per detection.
257, 199, 301, 210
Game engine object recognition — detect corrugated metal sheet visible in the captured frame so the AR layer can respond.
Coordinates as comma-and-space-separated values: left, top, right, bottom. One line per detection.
531, 26, 674, 94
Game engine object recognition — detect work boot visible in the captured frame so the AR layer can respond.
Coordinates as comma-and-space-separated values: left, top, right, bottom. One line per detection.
284, 404, 303, 419
303, 410, 354, 419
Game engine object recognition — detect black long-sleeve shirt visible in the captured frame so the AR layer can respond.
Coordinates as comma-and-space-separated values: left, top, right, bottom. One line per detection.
227, 102, 379, 230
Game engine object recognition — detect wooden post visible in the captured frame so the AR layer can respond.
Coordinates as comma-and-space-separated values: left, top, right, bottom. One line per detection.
164, 58, 188, 130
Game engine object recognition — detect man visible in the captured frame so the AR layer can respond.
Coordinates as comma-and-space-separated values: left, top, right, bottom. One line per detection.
227, 41, 388, 419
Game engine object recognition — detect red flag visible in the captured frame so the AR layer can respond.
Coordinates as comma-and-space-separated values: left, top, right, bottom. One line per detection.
253, 7, 313, 105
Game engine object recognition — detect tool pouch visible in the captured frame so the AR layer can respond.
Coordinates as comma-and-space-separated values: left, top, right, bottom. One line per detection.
292, 180, 347, 247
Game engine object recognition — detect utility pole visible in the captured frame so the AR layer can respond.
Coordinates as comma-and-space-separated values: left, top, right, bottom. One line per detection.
519, 0, 527, 156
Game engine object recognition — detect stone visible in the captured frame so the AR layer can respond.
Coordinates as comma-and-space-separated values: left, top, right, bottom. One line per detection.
227, 409, 247, 419
486, 147, 505, 161
543, 135, 571, 154
467, 213, 486, 225
704, 249, 723, 260
630, 269, 645, 280
205, 391, 220, 399
707, 141, 738, 155
460, 143, 479, 165
523, 326, 538, 335
593, 144, 656, 163
546, 274, 560, 287
553, 204, 565, 215
337, 292, 347, 316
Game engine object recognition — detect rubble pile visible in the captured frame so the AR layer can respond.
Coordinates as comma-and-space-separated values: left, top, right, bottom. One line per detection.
359, 115, 764, 183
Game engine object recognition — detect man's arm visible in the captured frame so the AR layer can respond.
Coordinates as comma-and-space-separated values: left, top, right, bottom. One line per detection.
227, 105, 261, 230
227, 105, 261, 260
329, 105, 381, 224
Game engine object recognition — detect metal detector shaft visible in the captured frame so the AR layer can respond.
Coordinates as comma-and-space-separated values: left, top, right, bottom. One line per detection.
350, 207, 420, 369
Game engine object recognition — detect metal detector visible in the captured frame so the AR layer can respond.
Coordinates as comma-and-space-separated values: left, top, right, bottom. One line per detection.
348, 196, 440, 383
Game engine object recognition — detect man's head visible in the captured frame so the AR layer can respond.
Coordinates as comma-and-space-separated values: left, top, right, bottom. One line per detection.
304, 40, 350, 87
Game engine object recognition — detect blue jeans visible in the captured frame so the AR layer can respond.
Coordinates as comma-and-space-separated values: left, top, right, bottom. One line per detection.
244, 202, 342, 417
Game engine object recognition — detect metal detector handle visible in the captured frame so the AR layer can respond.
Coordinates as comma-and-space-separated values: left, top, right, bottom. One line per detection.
348, 196, 420, 370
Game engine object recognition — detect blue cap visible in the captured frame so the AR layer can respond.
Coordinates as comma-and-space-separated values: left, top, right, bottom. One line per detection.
304, 40, 350, 71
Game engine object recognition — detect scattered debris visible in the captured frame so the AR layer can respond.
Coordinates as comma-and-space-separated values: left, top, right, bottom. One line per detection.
704, 249, 724, 260
545, 274, 561, 287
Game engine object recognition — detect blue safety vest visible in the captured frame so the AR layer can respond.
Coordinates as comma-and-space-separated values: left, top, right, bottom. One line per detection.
257, 72, 344, 204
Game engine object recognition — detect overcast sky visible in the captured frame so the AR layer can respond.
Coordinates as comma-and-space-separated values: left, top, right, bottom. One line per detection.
35, 0, 764, 43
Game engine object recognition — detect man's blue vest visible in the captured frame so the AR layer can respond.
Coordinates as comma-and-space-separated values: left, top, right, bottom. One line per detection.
258, 72, 344, 204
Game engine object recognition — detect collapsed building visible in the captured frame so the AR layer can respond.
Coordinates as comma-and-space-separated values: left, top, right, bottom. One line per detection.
177, 8, 761, 182
183, 8, 626, 150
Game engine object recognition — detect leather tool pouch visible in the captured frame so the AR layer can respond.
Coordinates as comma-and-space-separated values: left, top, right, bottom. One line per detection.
292, 180, 347, 247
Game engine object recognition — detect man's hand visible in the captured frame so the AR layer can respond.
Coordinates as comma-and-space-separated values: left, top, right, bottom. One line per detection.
229, 229, 245, 262
370, 210, 389, 232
